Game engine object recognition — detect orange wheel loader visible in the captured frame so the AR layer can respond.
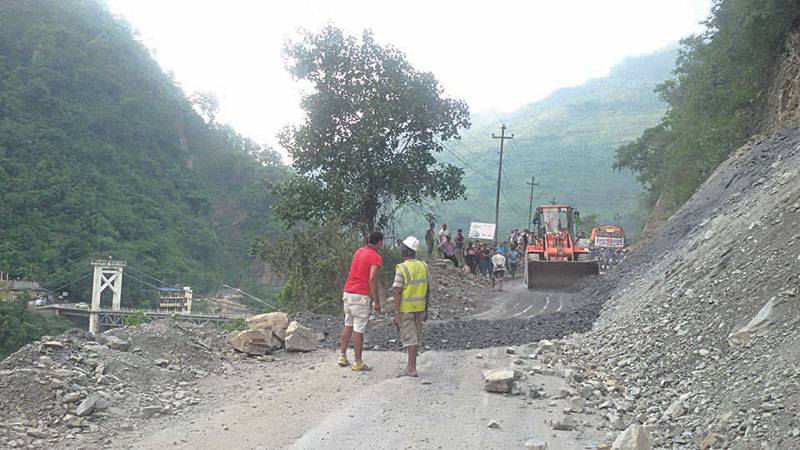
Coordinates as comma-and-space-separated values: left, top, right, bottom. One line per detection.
524, 204, 599, 289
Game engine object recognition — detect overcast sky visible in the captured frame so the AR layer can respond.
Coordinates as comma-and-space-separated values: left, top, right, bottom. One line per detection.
105, 0, 712, 153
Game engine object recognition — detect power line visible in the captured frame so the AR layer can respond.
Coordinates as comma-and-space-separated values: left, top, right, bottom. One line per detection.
123, 271, 165, 291
127, 265, 173, 287
49, 273, 93, 294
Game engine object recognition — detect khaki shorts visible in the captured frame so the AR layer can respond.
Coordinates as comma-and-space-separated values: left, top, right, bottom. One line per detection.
343, 292, 370, 333
398, 311, 424, 347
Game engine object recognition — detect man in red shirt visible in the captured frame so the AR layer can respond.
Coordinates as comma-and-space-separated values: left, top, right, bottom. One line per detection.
339, 230, 383, 371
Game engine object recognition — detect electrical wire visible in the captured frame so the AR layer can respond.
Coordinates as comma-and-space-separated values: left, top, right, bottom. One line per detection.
48, 272, 93, 294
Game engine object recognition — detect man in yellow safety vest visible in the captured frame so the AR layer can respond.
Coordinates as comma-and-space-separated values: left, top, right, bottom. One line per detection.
393, 236, 430, 377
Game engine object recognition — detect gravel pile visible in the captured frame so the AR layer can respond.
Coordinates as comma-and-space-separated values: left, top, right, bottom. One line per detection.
556, 128, 800, 449
0, 320, 232, 448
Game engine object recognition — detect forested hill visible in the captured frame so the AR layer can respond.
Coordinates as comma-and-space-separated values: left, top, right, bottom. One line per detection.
0, 0, 283, 303
403, 48, 676, 238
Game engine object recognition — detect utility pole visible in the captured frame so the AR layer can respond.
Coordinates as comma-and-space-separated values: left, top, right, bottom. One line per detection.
492, 124, 513, 243
527, 176, 539, 229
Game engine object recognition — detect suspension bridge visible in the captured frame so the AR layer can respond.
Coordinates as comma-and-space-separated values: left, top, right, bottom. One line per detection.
36, 259, 257, 333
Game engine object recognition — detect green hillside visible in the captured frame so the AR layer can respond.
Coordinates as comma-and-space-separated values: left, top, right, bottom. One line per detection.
398, 48, 676, 240
0, 0, 283, 305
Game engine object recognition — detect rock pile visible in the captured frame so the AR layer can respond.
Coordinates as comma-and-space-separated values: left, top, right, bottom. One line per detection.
229, 312, 323, 355
425, 260, 494, 320
560, 128, 800, 448
0, 321, 230, 448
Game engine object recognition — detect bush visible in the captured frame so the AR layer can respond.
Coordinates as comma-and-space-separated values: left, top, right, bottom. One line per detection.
252, 223, 405, 315
222, 318, 246, 331
124, 311, 151, 327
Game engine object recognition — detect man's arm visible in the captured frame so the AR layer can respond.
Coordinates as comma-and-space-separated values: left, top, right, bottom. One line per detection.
369, 265, 381, 313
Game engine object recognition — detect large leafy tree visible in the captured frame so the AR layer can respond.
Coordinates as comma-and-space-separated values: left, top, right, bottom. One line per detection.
273, 27, 470, 232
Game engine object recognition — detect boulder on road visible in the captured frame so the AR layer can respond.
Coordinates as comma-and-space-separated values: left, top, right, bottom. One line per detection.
484, 368, 518, 393
231, 329, 272, 356
611, 424, 651, 450
285, 321, 320, 352
246, 312, 289, 340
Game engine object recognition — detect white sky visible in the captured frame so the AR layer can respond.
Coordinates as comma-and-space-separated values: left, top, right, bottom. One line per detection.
105, 0, 712, 153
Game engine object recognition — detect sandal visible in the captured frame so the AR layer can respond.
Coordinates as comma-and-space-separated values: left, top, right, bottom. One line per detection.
350, 361, 372, 371
396, 370, 418, 378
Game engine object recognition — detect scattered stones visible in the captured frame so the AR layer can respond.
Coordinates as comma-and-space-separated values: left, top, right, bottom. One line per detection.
524, 439, 548, 450
487, 420, 500, 429
483, 368, 518, 394
611, 424, 651, 450
76, 396, 97, 417
420, 379, 432, 385
552, 416, 577, 431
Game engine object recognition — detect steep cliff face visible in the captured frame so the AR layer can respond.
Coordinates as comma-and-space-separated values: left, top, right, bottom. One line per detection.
764, 21, 800, 132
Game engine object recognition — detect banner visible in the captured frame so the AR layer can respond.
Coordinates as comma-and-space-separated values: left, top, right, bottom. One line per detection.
468, 222, 496, 240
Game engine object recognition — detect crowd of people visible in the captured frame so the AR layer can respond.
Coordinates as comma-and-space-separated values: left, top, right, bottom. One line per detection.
423, 223, 537, 291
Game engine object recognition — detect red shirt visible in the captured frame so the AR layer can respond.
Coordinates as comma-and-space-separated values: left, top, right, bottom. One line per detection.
343, 246, 382, 296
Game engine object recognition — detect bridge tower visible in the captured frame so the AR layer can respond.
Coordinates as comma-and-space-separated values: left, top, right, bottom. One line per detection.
89, 259, 126, 333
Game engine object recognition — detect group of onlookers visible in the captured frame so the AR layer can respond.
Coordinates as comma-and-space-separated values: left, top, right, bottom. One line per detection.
423, 223, 538, 291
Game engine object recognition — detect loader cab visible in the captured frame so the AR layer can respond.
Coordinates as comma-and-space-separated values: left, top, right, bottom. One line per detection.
534, 205, 577, 239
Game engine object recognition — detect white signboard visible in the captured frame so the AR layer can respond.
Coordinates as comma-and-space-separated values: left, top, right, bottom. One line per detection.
468, 222, 496, 240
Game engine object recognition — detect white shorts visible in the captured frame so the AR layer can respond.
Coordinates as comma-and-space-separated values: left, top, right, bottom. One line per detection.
343, 292, 370, 333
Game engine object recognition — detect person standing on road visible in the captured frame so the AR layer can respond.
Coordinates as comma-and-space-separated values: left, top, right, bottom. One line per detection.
424, 223, 435, 260
339, 230, 383, 371
437, 223, 448, 258
454, 228, 465, 268
393, 236, 430, 377
507, 246, 519, 279
492, 248, 506, 291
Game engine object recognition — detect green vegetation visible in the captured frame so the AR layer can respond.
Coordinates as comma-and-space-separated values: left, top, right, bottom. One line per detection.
221, 318, 246, 332
615, 0, 800, 208
123, 311, 151, 327
252, 223, 403, 314
0, 301, 73, 359
271, 26, 470, 233
397, 48, 676, 240
0, 0, 284, 305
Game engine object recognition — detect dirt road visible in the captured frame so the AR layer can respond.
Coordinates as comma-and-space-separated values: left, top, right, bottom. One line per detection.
472, 278, 579, 320
102, 283, 604, 450
108, 348, 603, 450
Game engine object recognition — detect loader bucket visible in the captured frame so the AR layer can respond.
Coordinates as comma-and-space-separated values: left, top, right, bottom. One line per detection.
524, 259, 599, 290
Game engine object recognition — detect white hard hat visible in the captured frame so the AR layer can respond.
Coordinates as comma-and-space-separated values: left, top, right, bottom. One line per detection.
402, 236, 420, 252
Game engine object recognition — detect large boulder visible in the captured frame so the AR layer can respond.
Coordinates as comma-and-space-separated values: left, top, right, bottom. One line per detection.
483, 368, 519, 393
611, 424, 651, 450
230, 329, 272, 356
246, 312, 289, 340
285, 321, 321, 352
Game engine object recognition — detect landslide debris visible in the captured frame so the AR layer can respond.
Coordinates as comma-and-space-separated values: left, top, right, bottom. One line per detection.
554, 127, 800, 448
0, 321, 231, 448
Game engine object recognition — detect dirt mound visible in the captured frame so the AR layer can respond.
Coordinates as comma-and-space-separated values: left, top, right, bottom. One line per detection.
560, 127, 800, 448
0, 320, 231, 447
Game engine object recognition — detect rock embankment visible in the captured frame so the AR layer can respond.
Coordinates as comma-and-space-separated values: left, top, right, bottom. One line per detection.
0, 321, 232, 448
560, 127, 800, 448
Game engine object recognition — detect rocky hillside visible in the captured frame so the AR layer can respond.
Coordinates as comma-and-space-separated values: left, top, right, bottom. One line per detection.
557, 126, 800, 448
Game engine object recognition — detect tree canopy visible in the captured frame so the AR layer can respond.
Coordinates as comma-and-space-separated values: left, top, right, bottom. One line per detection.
0, 0, 284, 304
614, 0, 800, 206
272, 27, 471, 232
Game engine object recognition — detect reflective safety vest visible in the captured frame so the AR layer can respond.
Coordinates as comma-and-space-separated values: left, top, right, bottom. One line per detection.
396, 259, 428, 313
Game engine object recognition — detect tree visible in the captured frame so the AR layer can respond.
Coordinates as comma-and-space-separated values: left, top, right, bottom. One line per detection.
272, 27, 470, 232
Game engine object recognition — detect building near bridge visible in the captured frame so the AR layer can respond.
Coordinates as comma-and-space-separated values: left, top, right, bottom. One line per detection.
0, 279, 51, 303
157, 286, 193, 313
